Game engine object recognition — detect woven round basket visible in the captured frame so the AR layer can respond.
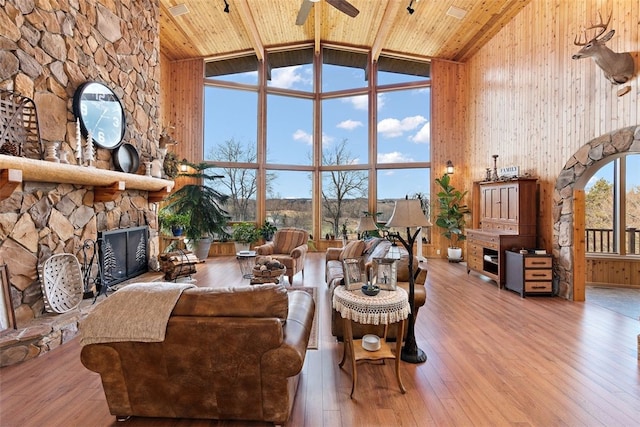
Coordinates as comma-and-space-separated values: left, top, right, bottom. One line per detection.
39, 253, 83, 313
252, 266, 286, 278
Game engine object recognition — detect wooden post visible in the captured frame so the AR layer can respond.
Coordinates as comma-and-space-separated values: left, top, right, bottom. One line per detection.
573, 190, 586, 301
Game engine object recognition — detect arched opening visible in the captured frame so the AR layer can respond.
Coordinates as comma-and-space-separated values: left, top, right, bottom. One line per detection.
553, 125, 640, 301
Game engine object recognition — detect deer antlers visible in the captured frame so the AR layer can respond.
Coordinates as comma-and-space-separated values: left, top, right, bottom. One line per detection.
574, 11, 612, 45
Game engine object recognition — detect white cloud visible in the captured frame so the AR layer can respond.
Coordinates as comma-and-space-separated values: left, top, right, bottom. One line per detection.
293, 129, 335, 146
293, 129, 312, 145
377, 151, 414, 163
344, 95, 368, 110
322, 133, 335, 145
341, 93, 385, 111
377, 115, 427, 138
409, 122, 430, 144
271, 66, 311, 89
337, 119, 363, 130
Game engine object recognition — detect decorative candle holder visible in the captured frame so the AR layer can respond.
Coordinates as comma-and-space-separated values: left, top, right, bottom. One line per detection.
44, 141, 59, 162
59, 149, 69, 164
492, 154, 499, 181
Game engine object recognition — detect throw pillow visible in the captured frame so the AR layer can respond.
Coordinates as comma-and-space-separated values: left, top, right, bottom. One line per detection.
339, 240, 365, 261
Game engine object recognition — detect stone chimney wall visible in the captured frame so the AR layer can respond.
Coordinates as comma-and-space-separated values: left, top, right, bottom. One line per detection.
0, 0, 162, 338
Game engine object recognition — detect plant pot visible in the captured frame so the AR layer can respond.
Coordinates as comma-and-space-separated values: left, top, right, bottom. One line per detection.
186, 237, 212, 261
234, 242, 250, 253
447, 247, 463, 262
171, 226, 184, 237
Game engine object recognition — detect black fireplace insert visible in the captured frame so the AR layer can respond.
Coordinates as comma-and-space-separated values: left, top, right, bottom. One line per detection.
98, 226, 148, 288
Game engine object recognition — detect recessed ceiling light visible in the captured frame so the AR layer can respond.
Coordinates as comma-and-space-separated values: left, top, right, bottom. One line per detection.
169, 3, 189, 17
446, 6, 467, 20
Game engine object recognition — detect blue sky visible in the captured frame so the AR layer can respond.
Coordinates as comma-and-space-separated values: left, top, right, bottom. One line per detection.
204, 63, 431, 199
586, 154, 640, 190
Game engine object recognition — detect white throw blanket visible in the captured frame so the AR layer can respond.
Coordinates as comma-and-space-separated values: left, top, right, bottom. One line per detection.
80, 282, 195, 346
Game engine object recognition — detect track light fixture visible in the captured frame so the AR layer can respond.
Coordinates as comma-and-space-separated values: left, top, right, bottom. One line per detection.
223, 0, 229, 13
407, 0, 415, 15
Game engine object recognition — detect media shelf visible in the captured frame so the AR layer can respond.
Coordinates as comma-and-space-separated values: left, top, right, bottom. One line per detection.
482, 248, 499, 275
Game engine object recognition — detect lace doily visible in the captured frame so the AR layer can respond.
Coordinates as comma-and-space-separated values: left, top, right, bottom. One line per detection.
333, 286, 409, 326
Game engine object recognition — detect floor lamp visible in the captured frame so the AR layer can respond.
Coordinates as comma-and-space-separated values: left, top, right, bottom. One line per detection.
386, 197, 431, 363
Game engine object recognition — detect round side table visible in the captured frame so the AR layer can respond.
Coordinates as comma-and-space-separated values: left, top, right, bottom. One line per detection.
236, 251, 256, 279
332, 285, 410, 398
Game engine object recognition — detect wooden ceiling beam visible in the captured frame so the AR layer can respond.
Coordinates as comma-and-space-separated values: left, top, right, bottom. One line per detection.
370, 0, 401, 62
236, 0, 265, 61
314, 0, 322, 54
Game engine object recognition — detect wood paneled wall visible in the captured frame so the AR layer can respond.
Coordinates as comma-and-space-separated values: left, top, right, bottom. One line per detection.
431, 0, 639, 285
430, 59, 469, 255
160, 54, 204, 166
463, 0, 638, 249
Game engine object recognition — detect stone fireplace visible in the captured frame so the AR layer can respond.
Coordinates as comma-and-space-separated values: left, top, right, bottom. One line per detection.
0, 160, 171, 367
0, 0, 169, 366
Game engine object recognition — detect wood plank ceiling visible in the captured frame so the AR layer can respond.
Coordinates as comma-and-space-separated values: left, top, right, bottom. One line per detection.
159, 0, 532, 63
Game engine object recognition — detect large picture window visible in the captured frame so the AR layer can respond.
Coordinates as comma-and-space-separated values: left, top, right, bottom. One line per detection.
203, 45, 431, 241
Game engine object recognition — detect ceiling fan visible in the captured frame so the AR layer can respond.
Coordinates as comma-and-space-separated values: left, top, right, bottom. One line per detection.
296, 0, 359, 26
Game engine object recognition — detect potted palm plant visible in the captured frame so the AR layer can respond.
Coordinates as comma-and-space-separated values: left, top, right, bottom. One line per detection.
161, 161, 230, 260
434, 173, 471, 261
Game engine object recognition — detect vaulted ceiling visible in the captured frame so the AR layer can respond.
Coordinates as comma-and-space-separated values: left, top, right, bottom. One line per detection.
159, 0, 531, 63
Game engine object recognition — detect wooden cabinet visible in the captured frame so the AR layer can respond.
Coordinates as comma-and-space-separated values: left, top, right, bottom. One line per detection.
505, 251, 553, 297
467, 229, 535, 286
467, 178, 538, 287
479, 179, 537, 235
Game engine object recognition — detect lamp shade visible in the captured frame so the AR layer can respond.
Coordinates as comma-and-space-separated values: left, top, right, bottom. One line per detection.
386, 199, 432, 228
356, 216, 378, 232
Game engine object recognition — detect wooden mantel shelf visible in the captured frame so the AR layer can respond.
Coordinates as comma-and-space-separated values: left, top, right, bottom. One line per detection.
0, 154, 174, 202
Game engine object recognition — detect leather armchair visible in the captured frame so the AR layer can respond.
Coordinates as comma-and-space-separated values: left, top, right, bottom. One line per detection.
254, 228, 309, 285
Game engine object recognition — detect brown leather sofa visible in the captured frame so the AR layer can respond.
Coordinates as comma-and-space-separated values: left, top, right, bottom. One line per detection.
80, 284, 315, 426
326, 238, 427, 340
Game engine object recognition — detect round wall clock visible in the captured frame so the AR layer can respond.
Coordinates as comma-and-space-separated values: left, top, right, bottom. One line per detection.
72, 81, 126, 149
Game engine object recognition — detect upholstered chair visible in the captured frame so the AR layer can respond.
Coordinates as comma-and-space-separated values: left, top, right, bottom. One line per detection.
254, 228, 309, 285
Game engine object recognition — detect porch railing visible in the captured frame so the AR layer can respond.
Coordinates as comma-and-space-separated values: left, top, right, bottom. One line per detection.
585, 227, 640, 254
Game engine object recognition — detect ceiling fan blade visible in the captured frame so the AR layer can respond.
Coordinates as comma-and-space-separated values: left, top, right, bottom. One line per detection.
296, 0, 314, 26
326, 0, 359, 18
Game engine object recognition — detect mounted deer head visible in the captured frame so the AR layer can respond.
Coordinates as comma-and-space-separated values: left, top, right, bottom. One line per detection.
572, 12, 634, 85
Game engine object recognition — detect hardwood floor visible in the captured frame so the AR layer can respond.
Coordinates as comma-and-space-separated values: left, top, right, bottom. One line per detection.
1, 253, 639, 426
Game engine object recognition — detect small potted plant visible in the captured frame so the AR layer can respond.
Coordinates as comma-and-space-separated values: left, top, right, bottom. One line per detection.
259, 220, 277, 242
434, 173, 471, 261
158, 209, 190, 237
232, 222, 260, 252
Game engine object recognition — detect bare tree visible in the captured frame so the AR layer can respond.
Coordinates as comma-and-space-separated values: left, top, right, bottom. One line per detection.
210, 138, 274, 221
321, 139, 367, 236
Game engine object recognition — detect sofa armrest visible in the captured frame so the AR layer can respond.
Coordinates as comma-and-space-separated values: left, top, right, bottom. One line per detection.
262, 290, 314, 376
325, 247, 343, 262
255, 242, 275, 255
414, 261, 428, 285
290, 244, 308, 259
